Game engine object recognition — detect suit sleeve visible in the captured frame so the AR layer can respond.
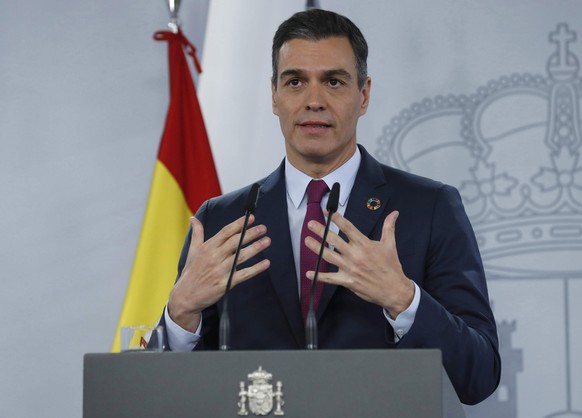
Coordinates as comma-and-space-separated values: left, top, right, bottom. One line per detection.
395, 185, 501, 405
155, 200, 220, 351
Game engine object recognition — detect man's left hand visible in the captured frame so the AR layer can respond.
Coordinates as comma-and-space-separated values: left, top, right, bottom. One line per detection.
305, 210, 415, 319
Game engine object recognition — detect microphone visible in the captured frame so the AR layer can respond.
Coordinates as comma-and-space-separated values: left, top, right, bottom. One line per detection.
305, 182, 340, 350
219, 183, 260, 351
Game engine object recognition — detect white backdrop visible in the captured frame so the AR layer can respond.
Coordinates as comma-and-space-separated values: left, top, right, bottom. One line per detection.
0, 1, 209, 417
1, 1, 581, 417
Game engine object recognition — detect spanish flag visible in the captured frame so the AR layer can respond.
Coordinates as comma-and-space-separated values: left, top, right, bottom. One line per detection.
112, 29, 221, 351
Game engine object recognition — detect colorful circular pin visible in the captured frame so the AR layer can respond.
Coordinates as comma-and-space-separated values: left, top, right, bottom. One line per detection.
366, 197, 381, 211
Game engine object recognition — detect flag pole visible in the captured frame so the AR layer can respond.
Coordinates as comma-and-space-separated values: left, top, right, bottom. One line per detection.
166, 0, 182, 33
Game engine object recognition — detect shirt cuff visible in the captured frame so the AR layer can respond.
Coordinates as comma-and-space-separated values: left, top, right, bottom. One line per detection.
164, 305, 201, 351
384, 281, 421, 342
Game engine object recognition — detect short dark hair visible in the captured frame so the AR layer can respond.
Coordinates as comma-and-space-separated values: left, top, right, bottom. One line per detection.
272, 9, 368, 89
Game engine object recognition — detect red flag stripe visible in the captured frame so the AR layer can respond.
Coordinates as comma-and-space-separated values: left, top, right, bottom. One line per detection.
154, 30, 221, 213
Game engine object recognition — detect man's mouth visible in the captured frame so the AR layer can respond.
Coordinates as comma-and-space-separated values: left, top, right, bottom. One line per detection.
298, 120, 332, 129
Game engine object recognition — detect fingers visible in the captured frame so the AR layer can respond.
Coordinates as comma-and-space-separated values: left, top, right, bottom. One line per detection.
171, 212, 273, 329
306, 269, 345, 287
237, 233, 271, 265
303, 209, 408, 310
304, 214, 353, 258
217, 214, 256, 246
334, 211, 368, 243
206, 214, 271, 283
188, 215, 250, 257
316, 211, 367, 247
242, 224, 267, 245
186, 213, 270, 274
214, 227, 271, 290
304, 235, 342, 265
232, 258, 271, 287
308, 210, 400, 249
200, 214, 269, 262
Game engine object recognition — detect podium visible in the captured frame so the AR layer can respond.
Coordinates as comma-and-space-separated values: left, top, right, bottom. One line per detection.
84, 349, 465, 417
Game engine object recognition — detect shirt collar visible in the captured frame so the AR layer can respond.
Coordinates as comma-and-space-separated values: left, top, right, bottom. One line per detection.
285, 147, 362, 209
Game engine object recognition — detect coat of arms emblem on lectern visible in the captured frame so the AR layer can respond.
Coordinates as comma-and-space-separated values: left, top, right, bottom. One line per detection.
237, 366, 284, 416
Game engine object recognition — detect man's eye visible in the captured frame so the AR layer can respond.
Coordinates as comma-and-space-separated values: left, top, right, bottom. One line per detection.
329, 79, 342, 87
288, 79, 301, 87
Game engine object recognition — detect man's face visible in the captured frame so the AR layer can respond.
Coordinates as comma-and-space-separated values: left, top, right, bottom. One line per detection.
272, 36, 371, 177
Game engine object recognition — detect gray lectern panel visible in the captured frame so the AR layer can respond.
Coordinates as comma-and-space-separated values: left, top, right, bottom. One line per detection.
84, 349, 464, 418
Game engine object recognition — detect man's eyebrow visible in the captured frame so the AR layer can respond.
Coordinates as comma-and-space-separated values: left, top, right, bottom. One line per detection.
323, 69, 352, 80
278, 68, 353, 80
278, 68, 305, 80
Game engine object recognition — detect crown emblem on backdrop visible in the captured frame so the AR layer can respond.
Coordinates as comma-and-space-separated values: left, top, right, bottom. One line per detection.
376, 23, 582, 279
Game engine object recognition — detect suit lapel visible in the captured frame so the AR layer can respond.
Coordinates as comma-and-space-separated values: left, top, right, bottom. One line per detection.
317, 146, 393, 319
254, 162, 304, 346
254, 148, 394, 338
343, 146, 392, 239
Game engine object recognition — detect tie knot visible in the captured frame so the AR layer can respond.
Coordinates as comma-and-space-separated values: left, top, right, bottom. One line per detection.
306, 180, 329, 204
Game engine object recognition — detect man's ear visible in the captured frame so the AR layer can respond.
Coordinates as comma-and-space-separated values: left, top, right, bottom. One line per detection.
359, 76, 372, 116
271, 80, 279, 116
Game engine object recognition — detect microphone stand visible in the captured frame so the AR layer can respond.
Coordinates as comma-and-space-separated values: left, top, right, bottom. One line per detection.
306, 182, 340, 350
219, 183, 259, 351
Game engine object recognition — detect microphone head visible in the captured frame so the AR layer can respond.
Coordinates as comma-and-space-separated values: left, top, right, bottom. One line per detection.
244, 183, 260, 213
326, 182, 340, 213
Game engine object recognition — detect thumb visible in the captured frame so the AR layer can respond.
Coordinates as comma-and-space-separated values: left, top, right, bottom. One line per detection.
380, 210, 399, 244
189, 216, 205, 248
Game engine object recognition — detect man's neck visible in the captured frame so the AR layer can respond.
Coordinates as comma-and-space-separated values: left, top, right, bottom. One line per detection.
286, 144, 358, 179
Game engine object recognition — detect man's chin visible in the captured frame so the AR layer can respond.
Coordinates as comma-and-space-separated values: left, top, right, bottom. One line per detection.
300, 148, 333, 163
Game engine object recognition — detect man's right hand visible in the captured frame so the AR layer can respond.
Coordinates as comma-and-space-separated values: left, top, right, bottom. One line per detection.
167, 215, 271, 332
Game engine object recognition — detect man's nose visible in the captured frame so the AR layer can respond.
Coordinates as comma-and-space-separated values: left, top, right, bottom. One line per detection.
305, 84, 326, 111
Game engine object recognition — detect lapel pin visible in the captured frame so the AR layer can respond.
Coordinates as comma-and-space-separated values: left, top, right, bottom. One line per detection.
366, 197, 381, 211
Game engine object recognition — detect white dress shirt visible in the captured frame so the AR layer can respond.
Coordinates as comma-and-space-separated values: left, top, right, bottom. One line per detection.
165, 147, 420, 350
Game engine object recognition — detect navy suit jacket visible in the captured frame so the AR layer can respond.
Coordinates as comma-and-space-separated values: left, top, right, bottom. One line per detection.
159, 145, 500, 405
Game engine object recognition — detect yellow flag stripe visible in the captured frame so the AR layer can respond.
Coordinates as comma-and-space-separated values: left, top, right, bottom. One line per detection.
111, 160, 192, 351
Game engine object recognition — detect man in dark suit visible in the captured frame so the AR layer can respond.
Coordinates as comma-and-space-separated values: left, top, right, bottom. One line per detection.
158, 9, 501, 405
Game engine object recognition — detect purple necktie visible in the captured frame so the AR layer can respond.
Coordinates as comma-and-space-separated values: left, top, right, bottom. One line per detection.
300, 179, 329, 324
